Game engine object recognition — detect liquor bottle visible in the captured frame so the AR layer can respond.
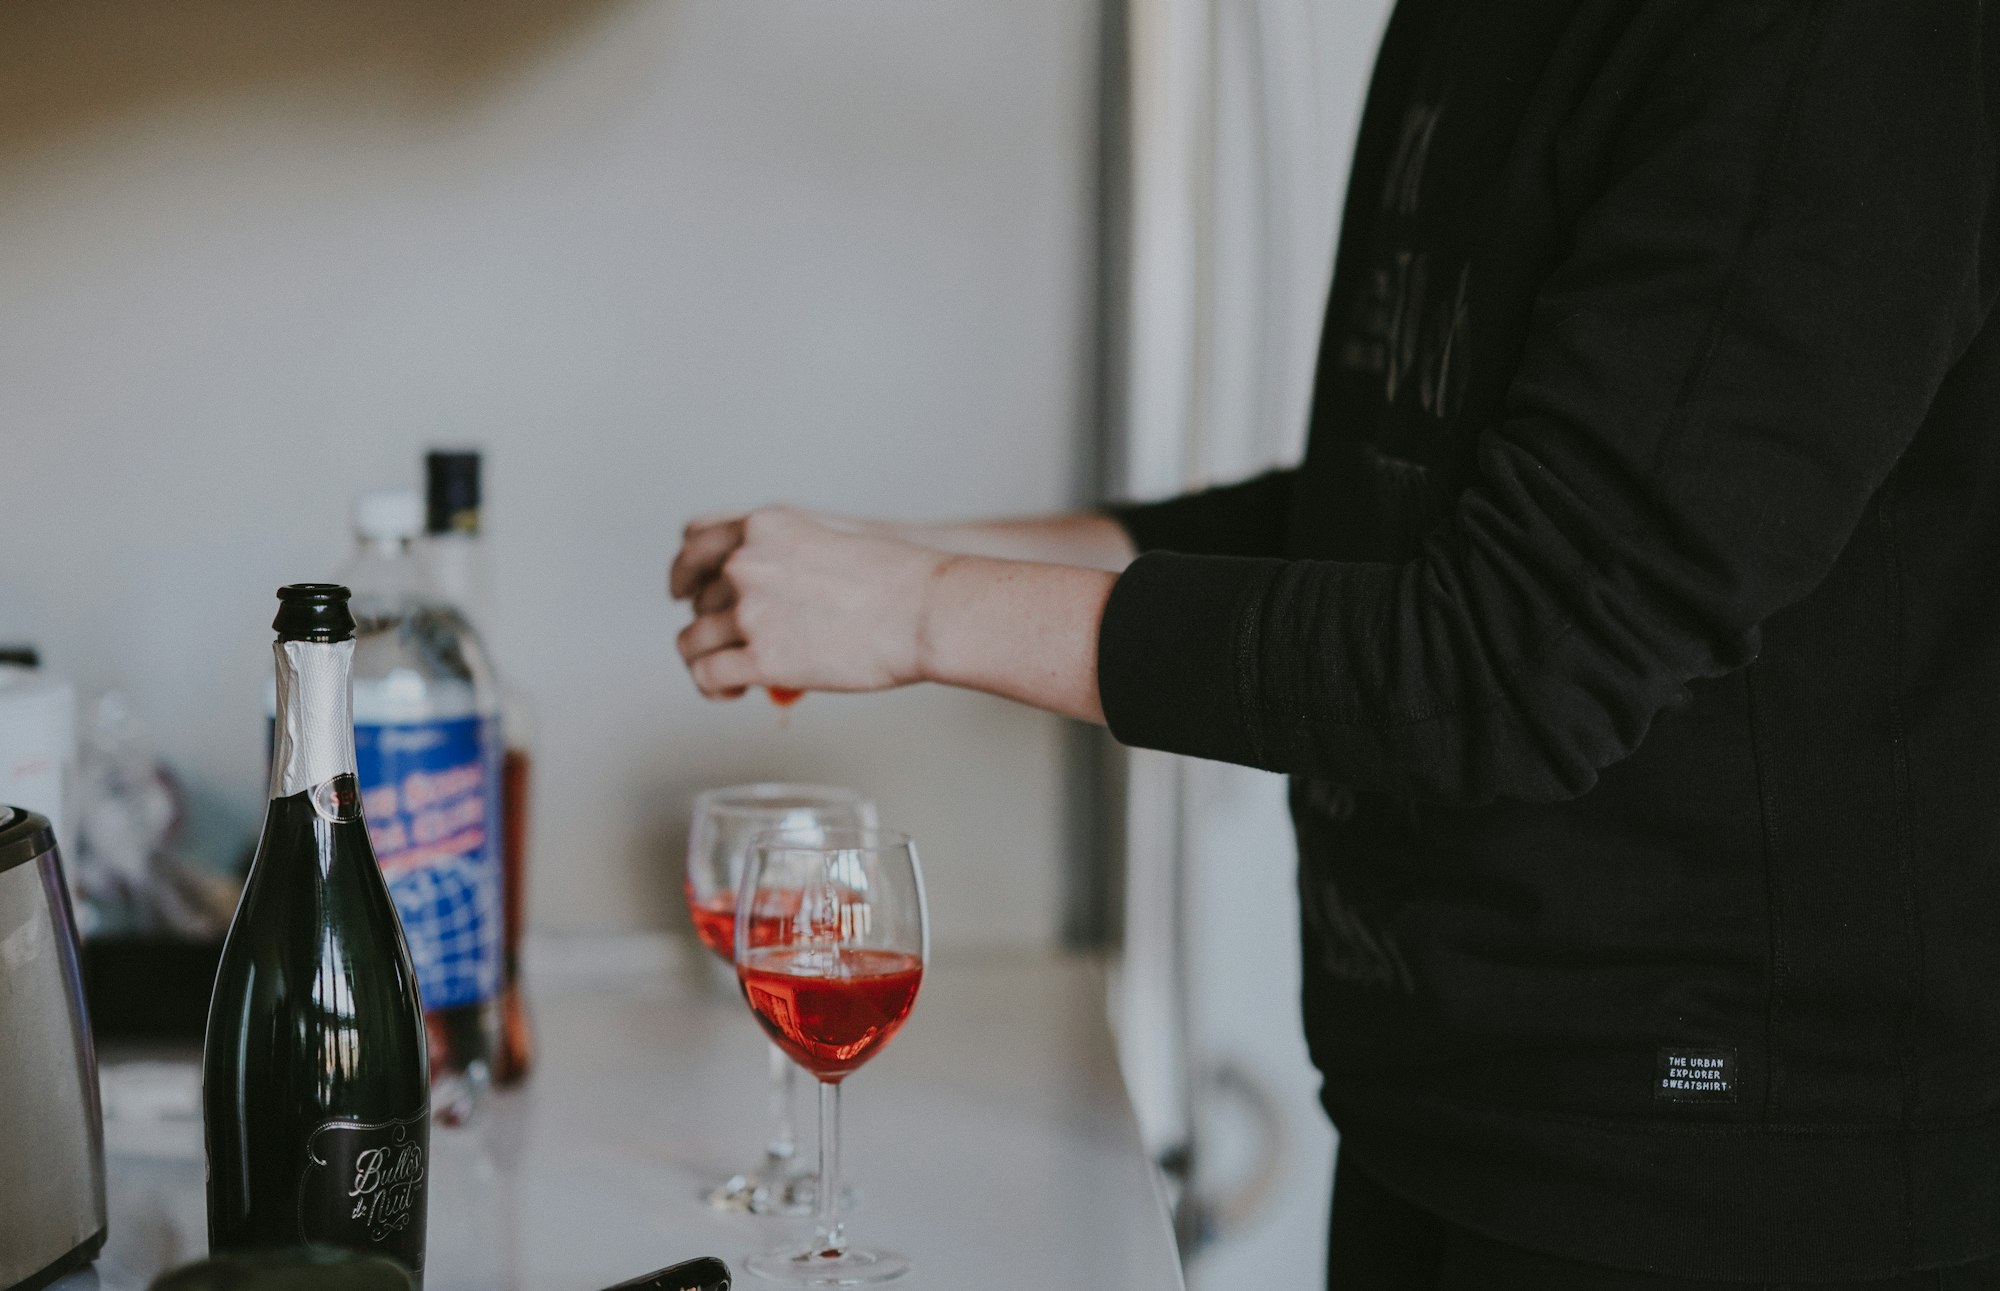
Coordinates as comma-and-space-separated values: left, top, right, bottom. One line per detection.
342, 490, 502, 1125
204, 585, 430, 1280
424, 449, 535, 1087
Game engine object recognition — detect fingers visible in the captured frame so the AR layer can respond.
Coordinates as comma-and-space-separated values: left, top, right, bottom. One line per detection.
689, 646, 760, 699
669, 517, 746, 599
676, 610, 745, 666
692, 577, 736, 615
679, 608, 759, 700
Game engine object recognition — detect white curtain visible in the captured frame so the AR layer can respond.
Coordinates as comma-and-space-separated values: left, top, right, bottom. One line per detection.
1107, 0, 1392, 1283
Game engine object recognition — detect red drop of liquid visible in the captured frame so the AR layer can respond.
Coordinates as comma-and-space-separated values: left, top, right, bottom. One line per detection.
767, 686, 805, 707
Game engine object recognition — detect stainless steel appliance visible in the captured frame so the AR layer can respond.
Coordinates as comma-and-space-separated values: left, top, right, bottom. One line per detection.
0, 806, 105, 1291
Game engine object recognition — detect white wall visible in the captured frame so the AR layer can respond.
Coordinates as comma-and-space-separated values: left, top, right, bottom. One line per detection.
0, 0, 1100, 947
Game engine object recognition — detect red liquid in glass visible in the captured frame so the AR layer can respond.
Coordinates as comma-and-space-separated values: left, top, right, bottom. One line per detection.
686, 886, 806, 963
688, 888, 737, 962
738, 947, 923, 1082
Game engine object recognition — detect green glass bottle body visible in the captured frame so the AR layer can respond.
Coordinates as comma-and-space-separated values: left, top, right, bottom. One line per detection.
204, 586, 431, 1282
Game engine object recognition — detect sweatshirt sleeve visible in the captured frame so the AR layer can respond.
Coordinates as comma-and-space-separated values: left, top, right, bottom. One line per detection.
1097, 1, 1994, 804
1106, 469, 1297, 558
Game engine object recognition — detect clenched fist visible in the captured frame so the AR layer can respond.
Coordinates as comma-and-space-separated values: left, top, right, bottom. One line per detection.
669, 506, 950, 700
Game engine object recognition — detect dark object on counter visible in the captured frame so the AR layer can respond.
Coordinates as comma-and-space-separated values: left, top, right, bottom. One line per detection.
83, 936, 223, 1041
0, 807, 107, 1291
148, 1250, 415, 1291
206, 587, 431, 1280
0, 645, 40, 668
602, 1257, 732, 1291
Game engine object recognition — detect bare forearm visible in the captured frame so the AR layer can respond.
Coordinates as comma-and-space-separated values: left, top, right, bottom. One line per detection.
916, 555, 1115, 725
890, 513, 1137, 572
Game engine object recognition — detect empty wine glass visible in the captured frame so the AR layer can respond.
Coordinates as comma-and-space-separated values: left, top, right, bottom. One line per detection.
685, 784, 876, 1214
738, 827, 928, 1286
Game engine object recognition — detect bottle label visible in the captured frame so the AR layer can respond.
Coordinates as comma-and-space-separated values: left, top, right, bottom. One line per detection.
310, 774, 365, 824
298, 1108, 429, 1272
272, 640, 358, 798
356, 714, 502, 1010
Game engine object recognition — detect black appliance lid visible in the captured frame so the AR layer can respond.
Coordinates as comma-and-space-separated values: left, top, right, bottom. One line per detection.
0, 806, 57, 875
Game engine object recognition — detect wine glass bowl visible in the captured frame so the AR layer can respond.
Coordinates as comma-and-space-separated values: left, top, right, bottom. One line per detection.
683, 784, 875, 1215
738, 827, 928, 1287
685, 785, 876, 960
738, 946, 923, 1083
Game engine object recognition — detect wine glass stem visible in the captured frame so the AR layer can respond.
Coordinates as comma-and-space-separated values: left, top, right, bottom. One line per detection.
766, 1043, 797, 1165
815, 1079, 846, 1257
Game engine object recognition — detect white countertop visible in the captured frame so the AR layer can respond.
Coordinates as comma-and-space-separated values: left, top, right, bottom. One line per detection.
61, 945, 1186, 1291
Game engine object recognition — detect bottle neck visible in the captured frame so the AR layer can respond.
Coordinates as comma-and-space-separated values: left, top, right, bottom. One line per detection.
270, 638, 359, 800
426, 529, 489, 636
341, 535, 434, 628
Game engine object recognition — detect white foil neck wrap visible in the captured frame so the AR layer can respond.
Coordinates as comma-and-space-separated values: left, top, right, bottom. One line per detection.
271, 639, 358, 799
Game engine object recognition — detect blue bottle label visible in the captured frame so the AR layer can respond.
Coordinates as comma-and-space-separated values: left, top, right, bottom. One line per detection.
355, 715, 502, 1010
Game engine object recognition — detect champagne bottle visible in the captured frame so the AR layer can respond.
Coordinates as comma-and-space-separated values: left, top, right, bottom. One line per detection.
205, 585, 430, 1281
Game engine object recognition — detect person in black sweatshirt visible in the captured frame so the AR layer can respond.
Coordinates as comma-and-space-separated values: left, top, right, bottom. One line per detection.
670, 2, 2000, 1285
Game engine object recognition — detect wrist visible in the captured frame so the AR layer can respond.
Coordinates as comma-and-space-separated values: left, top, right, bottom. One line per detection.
892, 520, 950, 549
911, 552, 967, 686
905, 553, 1114, 724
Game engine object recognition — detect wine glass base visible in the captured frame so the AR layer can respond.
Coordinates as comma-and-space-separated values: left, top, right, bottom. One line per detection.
745, 1246, 909, 1286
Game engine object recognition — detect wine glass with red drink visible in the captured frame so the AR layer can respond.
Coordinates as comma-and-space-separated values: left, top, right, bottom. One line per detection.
738, 827, 928, 1286
685, 784, 876, 1214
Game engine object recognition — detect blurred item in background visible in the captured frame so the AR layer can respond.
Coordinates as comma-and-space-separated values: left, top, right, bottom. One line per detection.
70, 690, 244, 1042
422, 447, 537, 1087
0, 644, 76, 880
73, 691, 237, 941
0, 644, 251, 1041
340, 486, 504, 1125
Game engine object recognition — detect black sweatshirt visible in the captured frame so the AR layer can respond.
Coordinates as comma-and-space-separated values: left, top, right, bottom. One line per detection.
1101, 1, 2000, 1280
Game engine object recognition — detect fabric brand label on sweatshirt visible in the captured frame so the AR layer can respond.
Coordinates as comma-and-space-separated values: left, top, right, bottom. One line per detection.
1654, 1047, 1738, 1103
